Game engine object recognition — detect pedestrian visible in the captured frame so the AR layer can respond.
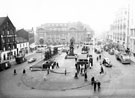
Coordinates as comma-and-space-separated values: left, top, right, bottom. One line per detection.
97, 56, 98, 61
89, 58, 93, 68
99, 55, 101, 60
100, 66, 104, 74
84, 72, 87, 81
52, 64, 54, 69
56, 62, 59, 68
93, 81, 97, 92
84, 64, 87, 72
47, 68, 50, 75
91, 76, 95, 85
75, 57, 77, 62
80, 65, 83, 75
54, 62, 56, 68
97, 81, 101, 92
75, 63, 77, 70
23, 69, 26, 74
65, 69, 67, 76
87, 54, 89, 58
74, 72, 78, 79
91, 58, 93, 67
14, 69, 17, 75
77, 65, 80, 74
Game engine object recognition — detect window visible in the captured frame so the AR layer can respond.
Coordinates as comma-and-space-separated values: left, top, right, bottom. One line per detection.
3, 46, 5, 51
10, 30, 13, 34
2, 30, 4, 35
2, 38, 5, 43
7, 31, 9, 35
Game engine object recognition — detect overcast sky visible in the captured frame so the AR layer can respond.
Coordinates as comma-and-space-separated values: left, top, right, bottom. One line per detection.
0, 0, 133, 35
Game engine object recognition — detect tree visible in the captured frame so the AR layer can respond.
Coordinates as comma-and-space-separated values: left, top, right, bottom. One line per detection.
39, 39, 44, 45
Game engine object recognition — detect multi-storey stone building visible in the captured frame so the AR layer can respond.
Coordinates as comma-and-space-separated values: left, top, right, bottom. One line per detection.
110, 8, 129, 48
36, 22, 93, 45
0, 16, 17, 61
108, 6, 135, 54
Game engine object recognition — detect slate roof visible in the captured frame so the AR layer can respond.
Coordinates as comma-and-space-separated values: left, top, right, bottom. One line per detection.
16, 29, 29, 41
16, 36, 28, 43
0, 17, 6, 26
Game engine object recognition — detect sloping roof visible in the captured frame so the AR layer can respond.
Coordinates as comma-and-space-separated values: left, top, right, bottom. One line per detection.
29, 37, 34, 44
0, 17, 6, 26
16, 29, 29, 41
0, 16, 15, 29
16, 37, 28, 43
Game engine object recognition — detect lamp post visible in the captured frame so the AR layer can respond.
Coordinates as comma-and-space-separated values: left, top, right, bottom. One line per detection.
0, 51, 2, 62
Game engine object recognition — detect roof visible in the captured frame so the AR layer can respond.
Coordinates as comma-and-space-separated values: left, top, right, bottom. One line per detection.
78, 54, 87, 59
16, 37, 28, 43
0, 16, 15, 29
16, 29, 29, 41
0, 17, 6, 26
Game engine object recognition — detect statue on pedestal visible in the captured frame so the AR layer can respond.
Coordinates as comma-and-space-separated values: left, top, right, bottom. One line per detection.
65, 37, 76, 59
69, 38, 75, 56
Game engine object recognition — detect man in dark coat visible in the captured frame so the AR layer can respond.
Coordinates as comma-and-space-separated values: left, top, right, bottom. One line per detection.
94, 81, 97, 92
74, 72, 78, 79
89, 58, 93, 67
75, 57, 77, 62
91, 76, 95, 85
23, 69, 26, 74
100, 66, 104, 74
97, 56, 98, 61
84, 72, 87, 81
56, 62, 59, 68
97, 81, 101, 91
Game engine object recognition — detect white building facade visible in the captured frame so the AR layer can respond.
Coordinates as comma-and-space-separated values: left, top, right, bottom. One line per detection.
129, 4, 135, 54
108, 5, 135, 54
36, 22, 94, 45
110, 8, 129, 48
17, 42, 29, 54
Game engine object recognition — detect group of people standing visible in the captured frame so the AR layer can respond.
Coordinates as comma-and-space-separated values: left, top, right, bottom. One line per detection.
51, 61, 59, 69
74, 56, 88, 81
91, 76, 101, 92
74, 63, 88, 81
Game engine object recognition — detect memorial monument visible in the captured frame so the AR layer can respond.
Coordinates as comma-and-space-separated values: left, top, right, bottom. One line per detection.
65, 37, 76, 59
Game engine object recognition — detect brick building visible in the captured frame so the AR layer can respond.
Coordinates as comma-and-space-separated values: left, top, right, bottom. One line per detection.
16, 29, 30, 54
0, 16, 17, 61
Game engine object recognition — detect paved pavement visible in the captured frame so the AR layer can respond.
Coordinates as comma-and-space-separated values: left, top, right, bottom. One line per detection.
1, 46, 135, 98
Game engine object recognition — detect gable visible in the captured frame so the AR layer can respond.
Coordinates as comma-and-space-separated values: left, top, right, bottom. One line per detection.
0, 16, 16, 30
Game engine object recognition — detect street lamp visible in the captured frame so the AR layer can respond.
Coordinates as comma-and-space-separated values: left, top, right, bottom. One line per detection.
0, 51, 2, 62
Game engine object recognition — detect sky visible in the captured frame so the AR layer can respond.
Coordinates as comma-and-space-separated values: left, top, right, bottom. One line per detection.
0, 0, 133, 35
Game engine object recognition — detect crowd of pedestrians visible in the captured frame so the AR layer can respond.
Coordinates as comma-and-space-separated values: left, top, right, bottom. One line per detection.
13, 45, 104, 93
74, 52, 103, 92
